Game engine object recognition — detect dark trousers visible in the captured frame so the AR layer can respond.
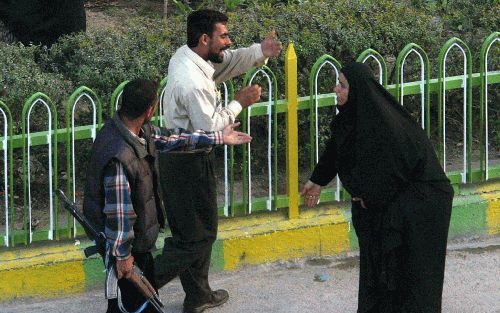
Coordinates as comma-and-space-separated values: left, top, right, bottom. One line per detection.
155, 151, 218, 306
107, 252, 157, 313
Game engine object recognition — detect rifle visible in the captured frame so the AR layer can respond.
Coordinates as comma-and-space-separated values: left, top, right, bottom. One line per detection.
57, 189, 167, 313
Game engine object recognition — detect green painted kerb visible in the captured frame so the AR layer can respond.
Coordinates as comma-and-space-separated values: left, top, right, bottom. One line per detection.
345, 210, 359, 251
210, 240, 225, 272
83, 256, 105, 289
448, 194, 488, 238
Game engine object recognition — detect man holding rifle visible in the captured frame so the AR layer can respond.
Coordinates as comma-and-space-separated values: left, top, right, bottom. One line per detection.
82, 79, 251, 313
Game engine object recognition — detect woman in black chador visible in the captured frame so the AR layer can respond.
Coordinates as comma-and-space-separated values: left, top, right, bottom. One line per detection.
301, 62, 453, 313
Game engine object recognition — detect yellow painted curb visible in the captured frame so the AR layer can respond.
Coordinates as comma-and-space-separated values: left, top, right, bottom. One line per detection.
0, 243, 86, 300
0, 261, 86, 301
223, 223, 349, 270
0, 243, 83, 270
219, 205, 350, 270
478, 181, 500, 235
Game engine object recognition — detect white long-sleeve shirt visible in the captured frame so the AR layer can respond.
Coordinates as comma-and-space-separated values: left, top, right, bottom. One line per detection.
163, 44, 267, 132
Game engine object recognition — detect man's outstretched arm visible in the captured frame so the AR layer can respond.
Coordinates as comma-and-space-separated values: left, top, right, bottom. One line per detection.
151, 122, 251, 152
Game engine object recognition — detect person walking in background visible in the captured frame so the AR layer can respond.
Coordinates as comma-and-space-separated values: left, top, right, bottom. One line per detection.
301, 63, 453, 313
157, 9, 282, 313
83, 79, 251, 313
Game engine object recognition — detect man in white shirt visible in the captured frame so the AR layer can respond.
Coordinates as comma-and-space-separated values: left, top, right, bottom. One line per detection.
156, 9, 282, 313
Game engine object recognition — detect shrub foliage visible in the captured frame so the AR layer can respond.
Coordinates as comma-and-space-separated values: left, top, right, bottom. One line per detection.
0, 0, 498, 163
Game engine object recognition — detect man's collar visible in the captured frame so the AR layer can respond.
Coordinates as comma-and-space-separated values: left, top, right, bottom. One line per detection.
112, 114, 148, 158
181, 45, 215, 79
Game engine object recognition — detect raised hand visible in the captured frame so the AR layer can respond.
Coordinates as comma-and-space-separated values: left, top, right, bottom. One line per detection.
261, 29, 282, 58
235, 84, 262, 108
300, 180, 321, 208
222, 122, 252, 145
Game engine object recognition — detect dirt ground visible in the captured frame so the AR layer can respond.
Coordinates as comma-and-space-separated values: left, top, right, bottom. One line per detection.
85, 0, 164, 32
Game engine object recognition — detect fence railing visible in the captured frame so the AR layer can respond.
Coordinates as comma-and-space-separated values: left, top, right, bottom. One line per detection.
0, 32, 498, 247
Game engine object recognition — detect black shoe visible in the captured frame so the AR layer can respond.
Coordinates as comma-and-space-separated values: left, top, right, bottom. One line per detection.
183, 289, 229, 313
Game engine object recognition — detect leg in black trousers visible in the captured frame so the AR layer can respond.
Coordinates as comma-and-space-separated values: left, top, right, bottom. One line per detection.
155, 151, 219, 306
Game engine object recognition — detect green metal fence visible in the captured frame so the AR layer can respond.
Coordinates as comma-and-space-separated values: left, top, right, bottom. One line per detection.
65, 87, 102, 239
21, 92, 58, 244
0, 100, 13, 247
0, 33, 498, 247
241, 66, 279, 216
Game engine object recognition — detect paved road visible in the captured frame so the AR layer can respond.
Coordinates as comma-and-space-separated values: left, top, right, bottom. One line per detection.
2, 237, 499, 313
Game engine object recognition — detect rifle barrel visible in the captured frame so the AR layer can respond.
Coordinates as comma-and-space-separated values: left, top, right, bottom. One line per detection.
57, 189, 105, 242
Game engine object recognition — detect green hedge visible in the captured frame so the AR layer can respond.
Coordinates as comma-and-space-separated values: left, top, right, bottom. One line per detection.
0, 0, 497, 163
37, 17, 185, 120
0, 43, 72, 128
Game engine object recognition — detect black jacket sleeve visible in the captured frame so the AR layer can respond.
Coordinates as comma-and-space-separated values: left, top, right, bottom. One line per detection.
309, 137, 338, 186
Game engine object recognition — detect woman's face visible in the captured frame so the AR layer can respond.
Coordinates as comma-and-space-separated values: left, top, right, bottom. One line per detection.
334, 73, 349, 106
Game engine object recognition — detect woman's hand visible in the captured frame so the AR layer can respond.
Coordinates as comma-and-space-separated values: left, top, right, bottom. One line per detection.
352, 197, 367, 209
300, 180, 322, 208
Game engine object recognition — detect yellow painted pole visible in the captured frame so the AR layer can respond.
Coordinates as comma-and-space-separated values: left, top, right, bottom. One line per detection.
285, 43, 299, 219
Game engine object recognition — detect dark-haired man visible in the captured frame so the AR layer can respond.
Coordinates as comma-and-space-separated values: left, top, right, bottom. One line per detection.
83, 79, 251, 313
158, 9, 282, 313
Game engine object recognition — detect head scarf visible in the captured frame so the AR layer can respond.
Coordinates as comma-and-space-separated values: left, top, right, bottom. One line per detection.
331, 62, 445, 208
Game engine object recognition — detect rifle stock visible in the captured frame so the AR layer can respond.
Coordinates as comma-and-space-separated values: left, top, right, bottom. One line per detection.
130, 266, 166, 312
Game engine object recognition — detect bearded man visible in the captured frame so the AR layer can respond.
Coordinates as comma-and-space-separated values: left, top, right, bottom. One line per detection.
157, 9, 282, 313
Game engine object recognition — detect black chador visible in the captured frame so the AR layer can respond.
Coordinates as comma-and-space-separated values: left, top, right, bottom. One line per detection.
310, 63, 453, 313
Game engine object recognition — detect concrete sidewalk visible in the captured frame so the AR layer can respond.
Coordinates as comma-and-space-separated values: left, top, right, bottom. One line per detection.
2, 237, 499, 313
0, 180, 498, 302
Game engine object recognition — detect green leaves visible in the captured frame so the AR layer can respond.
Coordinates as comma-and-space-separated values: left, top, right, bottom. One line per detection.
224, 0, 245, 11
171, 0, 193, 14
1, 0, 497, 142
0, 43, 71, 128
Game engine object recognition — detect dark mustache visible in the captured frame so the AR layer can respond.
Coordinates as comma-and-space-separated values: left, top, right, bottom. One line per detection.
221, 45, 230, 51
